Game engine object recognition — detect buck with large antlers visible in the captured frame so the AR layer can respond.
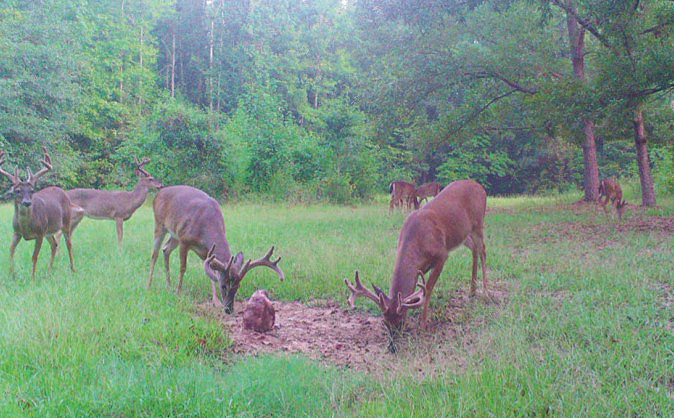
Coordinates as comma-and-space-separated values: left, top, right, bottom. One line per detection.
147, 185, 284, 313
345, 179, 488, 352
389, 181, 419, 212
598, 178, 627, 220
64, 157, 162, 247
0, 148, 78, 279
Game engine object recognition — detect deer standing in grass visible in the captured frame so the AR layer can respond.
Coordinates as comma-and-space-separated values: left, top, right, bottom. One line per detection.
598, 179, 627, 220
0, 149, 79, 279
147, 185, 284, 313
345, 179, 488, 352
415, 182, 441, 205
389, 181, 419, 212
64, 158, 162, 247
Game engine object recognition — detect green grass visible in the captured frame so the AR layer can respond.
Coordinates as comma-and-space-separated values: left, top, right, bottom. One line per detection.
0, 192, 672, 416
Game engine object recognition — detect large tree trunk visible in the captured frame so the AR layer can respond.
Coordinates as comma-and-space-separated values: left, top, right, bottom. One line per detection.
565, 0, 599, 201
633, 107, 656, 206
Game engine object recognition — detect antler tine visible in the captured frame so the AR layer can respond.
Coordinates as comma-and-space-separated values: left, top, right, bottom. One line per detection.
0, 150, 19, 185
344, 271, 386, 310
134, 156, 151, 176
204, 243, 230, 272
28, 147, 52, 185
237, 246, 284, 283
398, 270, 428, 312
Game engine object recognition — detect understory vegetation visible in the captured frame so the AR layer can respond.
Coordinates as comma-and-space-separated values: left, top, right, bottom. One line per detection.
0, 192, 671, 416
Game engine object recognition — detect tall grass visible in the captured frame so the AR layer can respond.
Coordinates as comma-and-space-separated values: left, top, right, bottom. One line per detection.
0, 192, 672, 416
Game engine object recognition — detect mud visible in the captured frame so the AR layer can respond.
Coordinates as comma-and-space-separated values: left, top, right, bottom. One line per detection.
195, 282, 509, 375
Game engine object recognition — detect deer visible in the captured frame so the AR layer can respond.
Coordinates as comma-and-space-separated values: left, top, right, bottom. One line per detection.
63, 157, 162, 247
345, 179, 488, 352
0, 148, 79, 279
389, 181, 419, 212
598, 178, 627, 220
146, 185, 284, 314
415, 182, 441, 205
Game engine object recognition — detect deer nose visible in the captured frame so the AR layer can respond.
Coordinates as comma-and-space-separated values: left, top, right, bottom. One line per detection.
21, 200, 32, 207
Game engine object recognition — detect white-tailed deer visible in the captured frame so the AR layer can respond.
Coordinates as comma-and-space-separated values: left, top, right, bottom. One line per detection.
64, 157, 162, 247
147, 185, 284, 313
598, 179, 627, 220
346, 179, 488, 352
389, 181, 419, 212
0, 148, 79, 279
415, 182, 441, 204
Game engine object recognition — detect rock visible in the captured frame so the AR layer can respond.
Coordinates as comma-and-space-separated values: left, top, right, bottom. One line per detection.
243, 290, 275, 332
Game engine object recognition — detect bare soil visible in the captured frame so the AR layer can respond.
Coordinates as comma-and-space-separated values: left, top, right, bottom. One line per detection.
195, 281, 509, 376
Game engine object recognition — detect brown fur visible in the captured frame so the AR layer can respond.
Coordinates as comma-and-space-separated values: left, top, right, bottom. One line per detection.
388, 181, 418, 212
598, 179, 627, 220
415, 182, 441, 204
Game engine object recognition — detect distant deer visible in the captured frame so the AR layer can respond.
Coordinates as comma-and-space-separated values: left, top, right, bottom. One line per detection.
345, 179, 488, 352
147, 185, 284, 313
598, 179, 627, 220
0, 149, 79, 279
389, 181, 418, 212
64, 157, 162, 247
415, 182, 441, 205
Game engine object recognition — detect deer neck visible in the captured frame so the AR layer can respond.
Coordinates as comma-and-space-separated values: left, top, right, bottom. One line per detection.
126, 181, 151, 211
389, 250, 421, 300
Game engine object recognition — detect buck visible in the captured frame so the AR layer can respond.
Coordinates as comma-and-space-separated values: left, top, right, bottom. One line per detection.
64, 157, 162, 247
389, 181, 419, 212
598, 179, 627, 220
0, 149, 78, 279
147, 185, 284, 313
345, 179, 488, 352
415, 182, 441, 204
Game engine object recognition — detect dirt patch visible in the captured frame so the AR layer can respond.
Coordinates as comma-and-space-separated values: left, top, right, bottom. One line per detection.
195, 282, 509, 376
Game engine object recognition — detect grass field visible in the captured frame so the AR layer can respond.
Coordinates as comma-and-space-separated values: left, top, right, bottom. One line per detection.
0, 191, 672, 416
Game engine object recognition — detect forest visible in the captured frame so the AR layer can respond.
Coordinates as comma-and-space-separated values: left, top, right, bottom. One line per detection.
1, 0, 672, 203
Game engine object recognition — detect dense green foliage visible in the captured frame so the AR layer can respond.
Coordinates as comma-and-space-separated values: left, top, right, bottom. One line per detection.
0, 0, 672, 200
0, 195, 672, 415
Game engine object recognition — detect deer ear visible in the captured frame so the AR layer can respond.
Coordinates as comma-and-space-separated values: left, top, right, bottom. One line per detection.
233, 252, 245, 270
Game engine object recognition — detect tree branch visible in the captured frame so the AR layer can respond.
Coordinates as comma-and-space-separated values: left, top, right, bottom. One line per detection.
549, 0, 613, 49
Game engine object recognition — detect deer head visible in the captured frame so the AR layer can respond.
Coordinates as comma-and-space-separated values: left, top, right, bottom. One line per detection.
134, 157, 162, 189
345, 271, 427, 351
0, 148, 52, 208
204, 244, 284, 313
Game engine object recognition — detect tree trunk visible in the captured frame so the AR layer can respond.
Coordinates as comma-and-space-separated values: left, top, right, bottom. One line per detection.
565, 0, 599, 201
171, 30, 176, 98
633, 107, 656, 206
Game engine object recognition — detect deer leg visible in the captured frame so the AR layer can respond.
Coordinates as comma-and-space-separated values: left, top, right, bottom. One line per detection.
419, 258, 446, 330
9, 233, 20, 277
47, 235, 58, 273
62, 230, 75, 272
162, 237, 179, 286
115, 218, 124, 248
31, 237, 43, 281
148, 228, 167, 288
176, 242, 189, 293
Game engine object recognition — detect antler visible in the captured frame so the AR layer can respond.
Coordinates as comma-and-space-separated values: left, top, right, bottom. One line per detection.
237, 246, 284, 283
0, 150, 20, 185
344, 271, 387, 311
396, 270, 427, 314
27, 147, 52, 185
134, 157, 151, 176
204, 243, 235, 276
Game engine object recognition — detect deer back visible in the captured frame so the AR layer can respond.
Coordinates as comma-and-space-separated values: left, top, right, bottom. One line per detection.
153, 185, 232, 261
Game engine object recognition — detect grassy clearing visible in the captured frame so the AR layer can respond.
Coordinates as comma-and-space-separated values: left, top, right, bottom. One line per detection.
0, 192, 672, 416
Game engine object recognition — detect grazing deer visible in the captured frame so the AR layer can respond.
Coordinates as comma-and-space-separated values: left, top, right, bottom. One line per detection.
147, 185, 284, 313
389, 181, 419, 212
0, 149, 78, 279
598, 179, 627, 220
64, 157, 162, 247
415, 182, 441, 205
346, 179, 488, 352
